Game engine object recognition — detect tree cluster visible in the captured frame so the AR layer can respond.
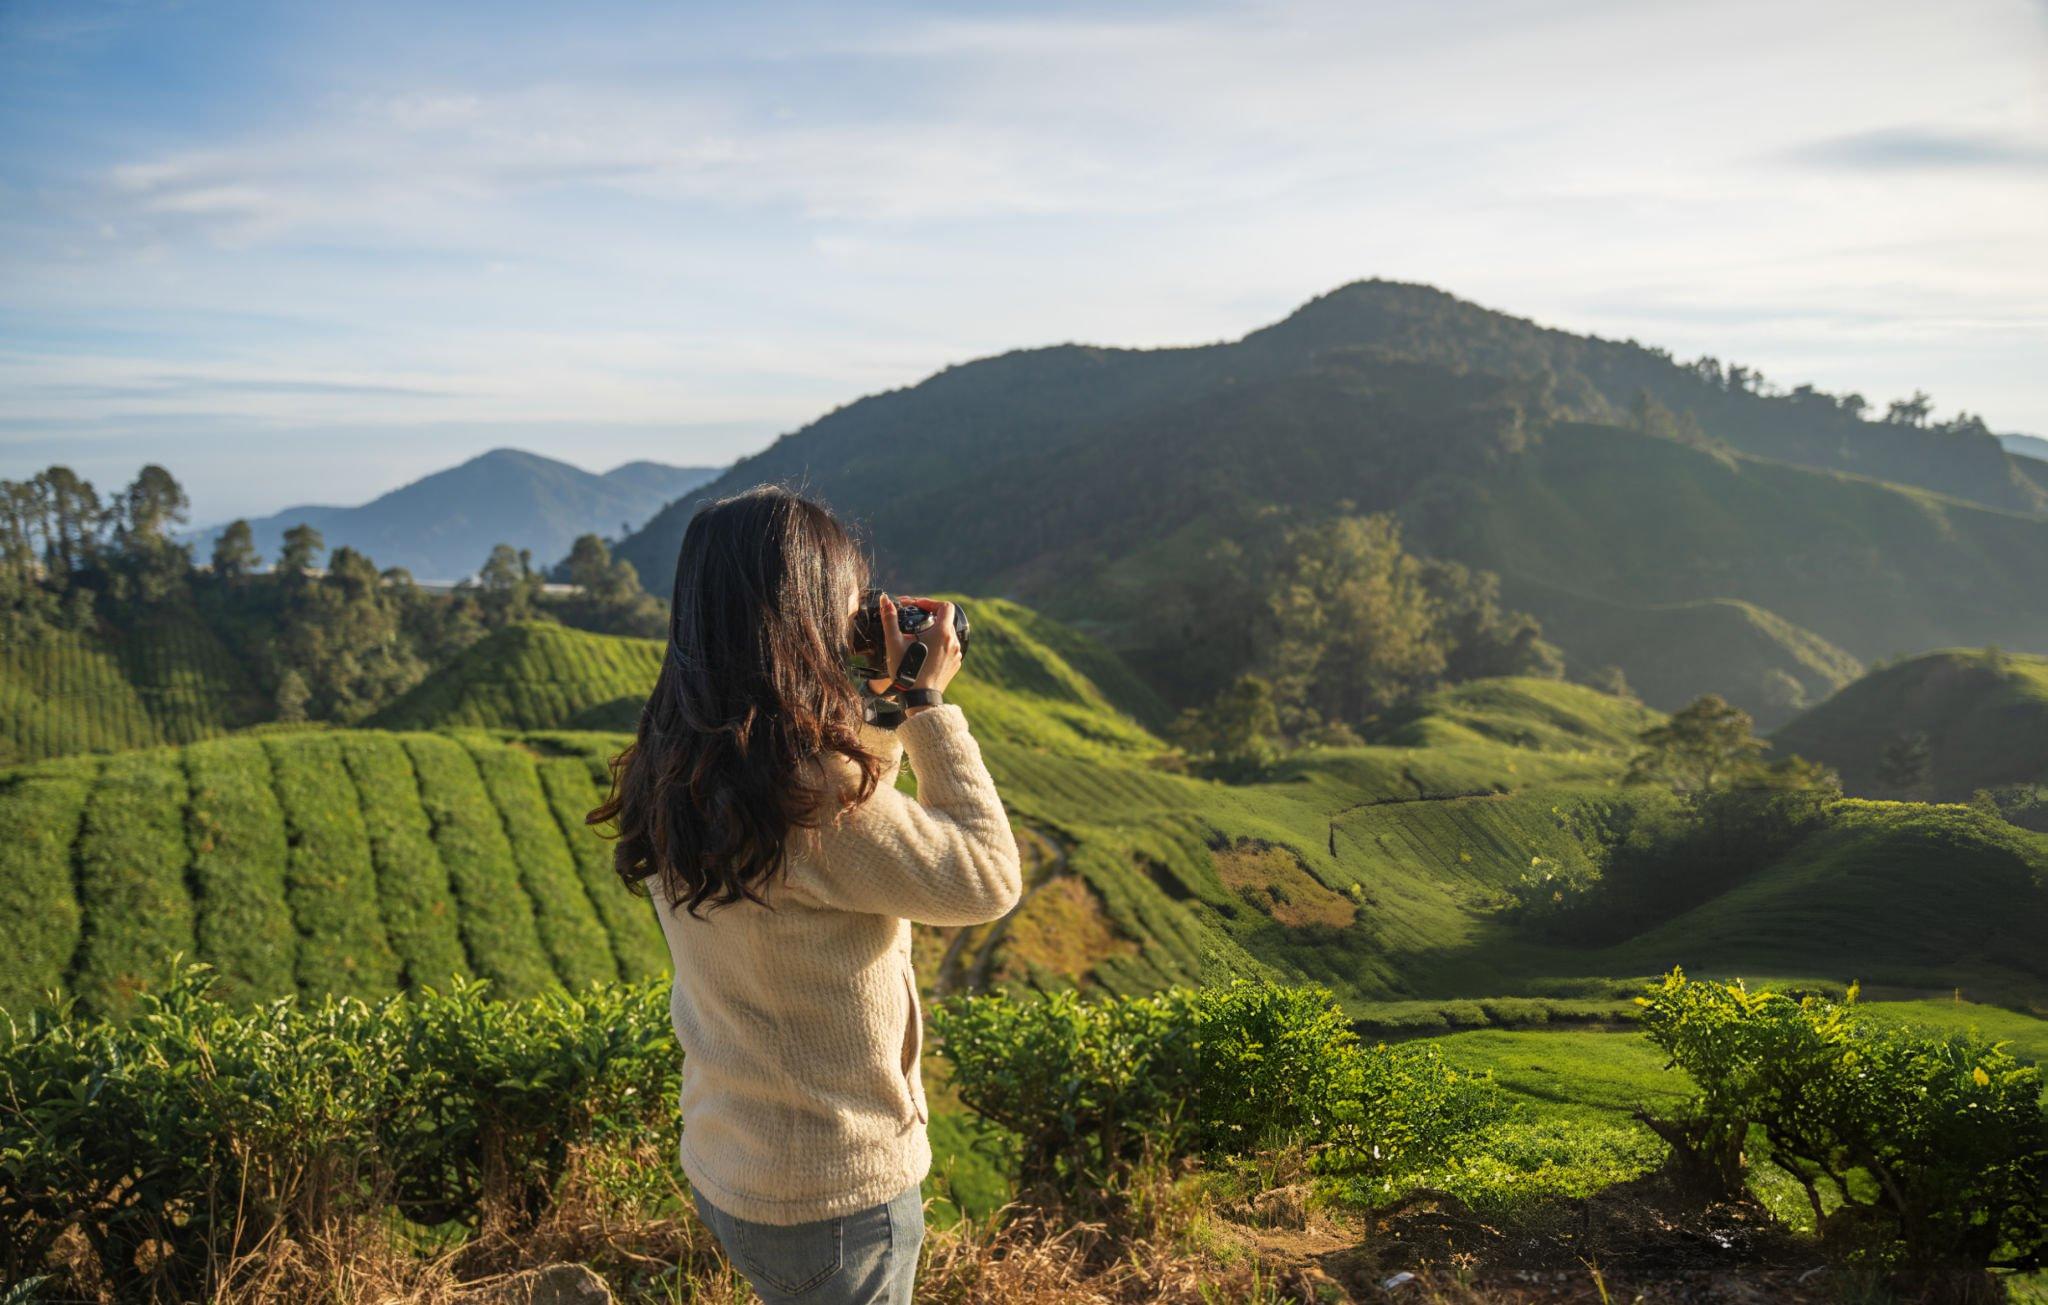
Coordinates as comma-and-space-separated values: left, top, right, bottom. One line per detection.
1167, 511, 1564, 771
2, 464, 666, 725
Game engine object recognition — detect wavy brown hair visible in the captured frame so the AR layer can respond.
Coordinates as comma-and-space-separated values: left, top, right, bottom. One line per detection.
588, 484, 887, 918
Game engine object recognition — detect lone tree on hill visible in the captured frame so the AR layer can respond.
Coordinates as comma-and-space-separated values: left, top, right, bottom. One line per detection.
277, 523, 325, 577
1877, 730, 1933, 799
211, 519, 258, 580
1626, 694, 1769, 794
1169, 673, 1282, 775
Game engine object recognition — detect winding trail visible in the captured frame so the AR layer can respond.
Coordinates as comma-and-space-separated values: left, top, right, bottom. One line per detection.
1325, 769, 1510, 856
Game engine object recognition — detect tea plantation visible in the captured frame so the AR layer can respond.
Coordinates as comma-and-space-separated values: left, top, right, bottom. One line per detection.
0, 611, 267, 766
0, 726, 666, 1016
8, 597, 2046, 1024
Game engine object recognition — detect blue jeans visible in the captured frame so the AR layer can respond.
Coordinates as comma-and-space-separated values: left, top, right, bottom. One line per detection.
691, 1178, 925, 1304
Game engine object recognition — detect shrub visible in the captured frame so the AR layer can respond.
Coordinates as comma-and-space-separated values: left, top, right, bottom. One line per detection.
403, 733, 558, 999
461, 736, 616, 990
536, 754, 670, 982
264, 735, 402, 999
1638, 968, 2048, 1278
336, 732, 473, 988
0, 758, 95, 1013
69, 749, 197, 1016
932, 978, 1495, 1202
180, 737, 297, 1003
0, 964, 676, 1294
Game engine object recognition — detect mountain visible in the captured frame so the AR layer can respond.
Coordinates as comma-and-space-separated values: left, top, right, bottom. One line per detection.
1774, 648, 2048, 801
2004, 432, 2048, 464
191, 448, 719, 581
613, 282, 2048, 722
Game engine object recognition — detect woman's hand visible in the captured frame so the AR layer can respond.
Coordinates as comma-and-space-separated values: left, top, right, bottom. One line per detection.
868, 593, 963, 710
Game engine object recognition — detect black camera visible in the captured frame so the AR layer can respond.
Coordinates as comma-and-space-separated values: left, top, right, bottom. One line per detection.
849, 588, 970, 659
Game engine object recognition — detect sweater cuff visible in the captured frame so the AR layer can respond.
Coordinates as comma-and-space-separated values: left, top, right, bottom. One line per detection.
896, 703, 978, 785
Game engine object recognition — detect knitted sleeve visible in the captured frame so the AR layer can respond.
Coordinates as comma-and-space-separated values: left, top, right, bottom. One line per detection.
786, 704, 1023, 926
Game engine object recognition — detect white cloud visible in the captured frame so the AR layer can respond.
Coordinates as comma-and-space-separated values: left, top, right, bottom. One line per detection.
4, 0, 2047, 521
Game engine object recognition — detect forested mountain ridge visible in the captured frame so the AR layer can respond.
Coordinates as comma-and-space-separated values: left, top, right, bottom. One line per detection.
612, 283, 2048, 726
188, 448, 717, 582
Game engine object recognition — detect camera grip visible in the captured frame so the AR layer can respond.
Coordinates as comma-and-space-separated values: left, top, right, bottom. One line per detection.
890, 641, 929, 691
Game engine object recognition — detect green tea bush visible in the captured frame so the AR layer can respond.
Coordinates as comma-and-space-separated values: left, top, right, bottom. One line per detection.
932, 978, 1496, 1200
336, 732, 473, 989
0, 758, 94, 1013
1638, 969, 2048, 1278
536, 754, 670, 982
69, 749, 197, 1016
403, 734, 558, 998
264, 736, 402, 998
0, 963, 676, 1295
462, 736, 616, 989
180, 737, 297, 1002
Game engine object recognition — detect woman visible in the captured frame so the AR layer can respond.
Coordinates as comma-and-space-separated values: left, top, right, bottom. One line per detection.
591, 484, 1022, 1304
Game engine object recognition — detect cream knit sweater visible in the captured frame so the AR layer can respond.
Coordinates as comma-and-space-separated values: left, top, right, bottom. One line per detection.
652, 703, 1023, 1225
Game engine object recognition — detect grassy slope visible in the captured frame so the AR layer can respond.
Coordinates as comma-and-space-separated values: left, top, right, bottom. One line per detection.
1498, 575, 1863, 727
1774, 648, 2048, 799
370, 621, 664, 732
1607, 801, 2048, 992
0, 610, 267, 766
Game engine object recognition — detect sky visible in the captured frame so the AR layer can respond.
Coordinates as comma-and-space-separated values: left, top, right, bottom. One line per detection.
3, 0, 2045, 526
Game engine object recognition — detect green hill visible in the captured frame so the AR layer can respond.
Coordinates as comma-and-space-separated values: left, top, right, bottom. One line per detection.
611, 283, 2048, 726
1774, 649, 2048, 800
370, 621, 665, 732
11, 611, 2047, 1022
0, 611, 268, 766
1498, 578, 1862, 727
1608, 801, 2048, 988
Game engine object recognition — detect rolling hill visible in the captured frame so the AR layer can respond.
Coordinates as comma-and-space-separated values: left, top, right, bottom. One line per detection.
14, 608, 2045, 1022
0, 610, 269, 767
1774, 648, 2048, 800
370, 621, 665, 732
1496, 578, 1862, 725
610, 282, 2048, 725
188, 448, 718, 582
0, 726, 670, 1016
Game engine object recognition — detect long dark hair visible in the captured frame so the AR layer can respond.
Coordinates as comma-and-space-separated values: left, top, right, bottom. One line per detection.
588, 484, 886, 918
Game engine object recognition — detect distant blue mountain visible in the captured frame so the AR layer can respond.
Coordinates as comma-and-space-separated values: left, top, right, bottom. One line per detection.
2003, 432, 2048, 464
188, 448, 720, 582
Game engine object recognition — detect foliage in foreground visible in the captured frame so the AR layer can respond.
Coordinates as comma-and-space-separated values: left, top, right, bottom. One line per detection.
10, 963, 2047, 1301
1638, 968, 2048, 1279
0, 965, 675, 1297
932, 978, 1500, 1204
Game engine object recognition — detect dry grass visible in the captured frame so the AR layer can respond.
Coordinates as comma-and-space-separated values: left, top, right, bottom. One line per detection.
1212, 838, 1356, 930
33, 1139, 1976, 1305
